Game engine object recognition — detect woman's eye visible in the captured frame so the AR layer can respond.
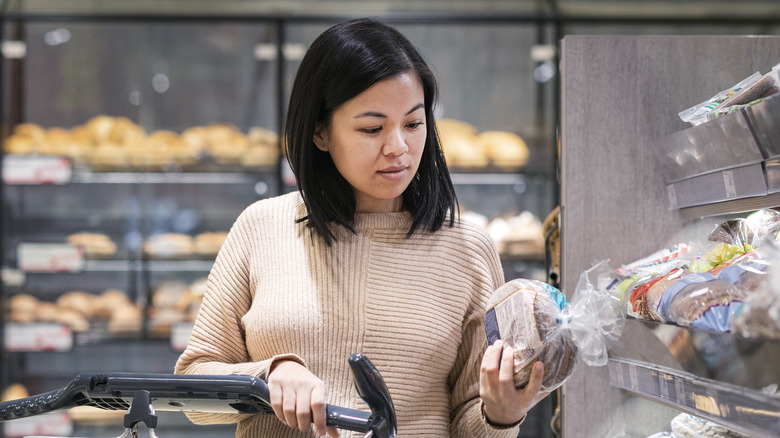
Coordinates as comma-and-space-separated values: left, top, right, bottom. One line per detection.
362, 127, 382, 134
407, 121, 424, 129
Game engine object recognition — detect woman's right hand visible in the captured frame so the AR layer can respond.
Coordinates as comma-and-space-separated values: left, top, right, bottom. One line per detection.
267, 360, 340, 437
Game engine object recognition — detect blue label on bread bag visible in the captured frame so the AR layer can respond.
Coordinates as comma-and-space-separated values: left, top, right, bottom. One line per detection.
484, 308, 501, 344
544, 283, 567, 311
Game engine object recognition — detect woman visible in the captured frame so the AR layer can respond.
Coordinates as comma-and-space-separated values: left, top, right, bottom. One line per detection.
175, 17, 547, 437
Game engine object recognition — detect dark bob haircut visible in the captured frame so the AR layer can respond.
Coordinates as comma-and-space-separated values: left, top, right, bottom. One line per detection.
285, 17, 458, 245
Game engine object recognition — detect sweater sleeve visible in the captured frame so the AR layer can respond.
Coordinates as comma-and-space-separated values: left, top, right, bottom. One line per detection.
174, 206, 304, 425
448, 229, 521, 438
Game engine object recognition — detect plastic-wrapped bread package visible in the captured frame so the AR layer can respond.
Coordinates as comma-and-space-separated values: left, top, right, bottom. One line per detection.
614, 243, 693, 320
670, 413, 749, 438
731, 242, 780, 340
705, 208, 780, 251
484, 261, 624, 391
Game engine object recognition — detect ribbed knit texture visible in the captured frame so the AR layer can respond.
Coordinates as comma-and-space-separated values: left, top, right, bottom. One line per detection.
175, 192, 520, 438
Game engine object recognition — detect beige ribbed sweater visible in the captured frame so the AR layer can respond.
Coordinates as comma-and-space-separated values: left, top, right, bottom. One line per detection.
175, 192, 519, 437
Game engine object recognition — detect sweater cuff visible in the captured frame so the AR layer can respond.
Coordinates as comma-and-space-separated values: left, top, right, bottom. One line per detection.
481, 400, 526, 429
268, 354, 308, 377
226, 353, 307, 380
464, 400, 522, 438
477, 400, 525, 437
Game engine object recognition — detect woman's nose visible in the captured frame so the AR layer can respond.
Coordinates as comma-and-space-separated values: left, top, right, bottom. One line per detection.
382, 127, 408, 156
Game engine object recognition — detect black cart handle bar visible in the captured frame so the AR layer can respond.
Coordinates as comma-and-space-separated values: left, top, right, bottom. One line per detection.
0, 353, 396, 438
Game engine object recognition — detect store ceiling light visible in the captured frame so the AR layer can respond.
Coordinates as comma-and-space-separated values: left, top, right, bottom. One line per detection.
44, 28, 71, 46
152, 73, 170, 93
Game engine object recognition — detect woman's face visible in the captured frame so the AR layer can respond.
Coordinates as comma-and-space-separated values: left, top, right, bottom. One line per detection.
314, 72, 426, 213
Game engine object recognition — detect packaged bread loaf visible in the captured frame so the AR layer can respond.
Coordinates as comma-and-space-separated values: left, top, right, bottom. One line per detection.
485, 279, 577, 391
485, 263, 625, 390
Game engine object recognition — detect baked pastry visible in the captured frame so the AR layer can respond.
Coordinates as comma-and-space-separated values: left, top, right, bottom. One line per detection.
1, 383, 29, 402
143, 233, 193, 258
436, 119, 487, 168
54, 307, 90, 332
485, 279, 577, 390
108, 303, 142, 334
9, 293, 39, 314
476, 131, 529, 168
56, 290, 96, 319
66, 232, 117, 258
92, 288, 131, 319
194, 231, 228, 256
152, 280, 189, 309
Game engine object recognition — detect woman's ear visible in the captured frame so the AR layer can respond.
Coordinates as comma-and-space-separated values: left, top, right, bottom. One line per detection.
313, 124, 329, 152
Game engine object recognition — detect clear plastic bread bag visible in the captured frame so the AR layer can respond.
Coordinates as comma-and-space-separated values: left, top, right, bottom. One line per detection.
678, 72, 761, 126
730, 239, 780, 339
484, 261, 625, 392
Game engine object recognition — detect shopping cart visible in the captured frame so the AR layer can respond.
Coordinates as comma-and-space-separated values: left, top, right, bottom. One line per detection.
0, 353, 396, 438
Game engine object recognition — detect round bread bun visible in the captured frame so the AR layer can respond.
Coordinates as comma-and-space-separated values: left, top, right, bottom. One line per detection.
485, 279, 577, 391
153, 280, 189, 309
476, 131, 529, 168
35, 301, 60, 322
66, 232, 117, 258
194, 231, 228, 256
56, 290, 96, 319
436, 118, 478, 139
55, 308, 90, 332
108, 303, 142, 333
143, 233, 193, 258
93, 289, 131, 319
4, 135, 38, 154
9, 294, 39, 314
2, 383, 29, 402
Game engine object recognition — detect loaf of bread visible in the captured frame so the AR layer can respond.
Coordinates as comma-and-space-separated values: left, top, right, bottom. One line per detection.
143, 233, 193, 258
476, 130, 529, 168
485, 279, 577, 390
66, 232, 117, 258
194, 231, 229, 256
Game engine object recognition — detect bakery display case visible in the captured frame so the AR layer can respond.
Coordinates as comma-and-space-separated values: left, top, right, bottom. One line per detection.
0, 9, 558, 438
560, 35, 780, 437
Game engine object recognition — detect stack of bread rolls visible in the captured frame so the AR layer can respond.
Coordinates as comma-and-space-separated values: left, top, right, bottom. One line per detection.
6, 289, 142, 334
436, 118, 529, 170
2, 115, 279, 170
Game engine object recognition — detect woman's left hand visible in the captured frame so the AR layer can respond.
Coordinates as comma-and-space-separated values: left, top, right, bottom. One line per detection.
479, 339, 550, 426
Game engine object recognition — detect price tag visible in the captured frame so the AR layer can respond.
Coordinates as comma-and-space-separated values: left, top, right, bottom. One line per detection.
170, 322, 194, 351
2, 154, 72, 184
723, 170, 737, 198
17, 243, 85, 273
3, 412, 72, 436
4, 322, 74, 352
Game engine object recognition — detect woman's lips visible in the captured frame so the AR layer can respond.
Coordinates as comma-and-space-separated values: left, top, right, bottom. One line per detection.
377, 166, 407, 180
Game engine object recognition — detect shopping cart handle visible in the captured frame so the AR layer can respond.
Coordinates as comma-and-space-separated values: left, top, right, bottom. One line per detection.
0, 354, 395, 438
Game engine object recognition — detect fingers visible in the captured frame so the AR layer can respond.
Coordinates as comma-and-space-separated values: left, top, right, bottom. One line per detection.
310, 384, 328, 436
498, 344, 515, 385
282, 383, 303, 430
524, 361, 545, 396
269, 380, 285, 427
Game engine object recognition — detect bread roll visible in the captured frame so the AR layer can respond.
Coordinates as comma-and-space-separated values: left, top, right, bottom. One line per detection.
194, 231, 228, 256
56, 290, 96, 319
485, 279, 577, 390
1, 383, 29, 402
9, 293, 39, 314
153, 280, 188, 309
108, 303, 142, 333
143, 233, 193, 258
476, 131, 529, 168
93, 288, 131, 319
66, 232, 117, 258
